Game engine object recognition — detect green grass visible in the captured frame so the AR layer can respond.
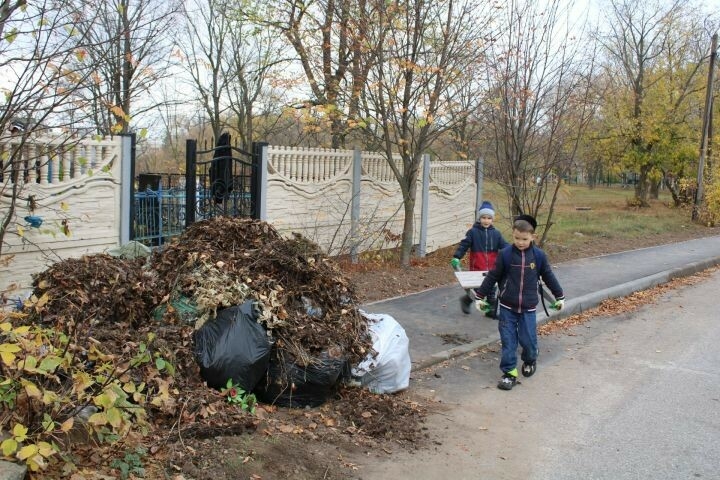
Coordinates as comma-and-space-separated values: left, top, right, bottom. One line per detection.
481, 184, 711, 254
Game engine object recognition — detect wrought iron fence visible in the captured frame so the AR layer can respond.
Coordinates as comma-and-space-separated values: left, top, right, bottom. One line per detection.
133, 185, 186, 247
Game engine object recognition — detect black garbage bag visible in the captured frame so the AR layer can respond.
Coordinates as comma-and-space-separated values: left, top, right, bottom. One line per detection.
193, 301, 271, 391
254, 349, 349, 408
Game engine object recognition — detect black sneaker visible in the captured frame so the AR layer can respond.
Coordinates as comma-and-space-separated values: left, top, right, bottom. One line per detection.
460, 295, 472, 314
497, 373, 517, 390
521, 362, 536, 377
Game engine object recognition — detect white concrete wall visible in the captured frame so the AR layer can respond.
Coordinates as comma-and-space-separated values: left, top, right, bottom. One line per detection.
265, 146, 476, 256
264, 146, 356, 254
1, 141, 476, 302
0, 136, 122, 299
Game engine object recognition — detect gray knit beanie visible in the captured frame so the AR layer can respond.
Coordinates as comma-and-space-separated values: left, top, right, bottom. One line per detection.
477, 201, 495, 218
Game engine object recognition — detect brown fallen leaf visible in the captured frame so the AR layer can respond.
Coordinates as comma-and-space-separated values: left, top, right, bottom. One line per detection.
278, 424, 295, 433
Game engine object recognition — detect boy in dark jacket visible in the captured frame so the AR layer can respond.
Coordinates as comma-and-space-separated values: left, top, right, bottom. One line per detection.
475, 215, 565, 391
450, 201, 509, 316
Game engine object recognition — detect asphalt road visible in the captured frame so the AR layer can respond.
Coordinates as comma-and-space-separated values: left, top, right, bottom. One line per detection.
364, 236, 720, 371
358, 268, 720, 480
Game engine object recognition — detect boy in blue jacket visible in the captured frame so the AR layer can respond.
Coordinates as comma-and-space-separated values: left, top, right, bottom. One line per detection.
450, 201, 509, 316
475, 215, 565, 390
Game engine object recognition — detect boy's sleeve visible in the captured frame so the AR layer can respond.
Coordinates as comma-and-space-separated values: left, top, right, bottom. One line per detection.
453, 230, 472, 259
538, 251, 564, 300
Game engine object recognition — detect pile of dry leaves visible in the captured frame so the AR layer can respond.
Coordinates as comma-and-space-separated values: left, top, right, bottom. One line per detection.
13, 217, 427, 478
149, 217, 371, 365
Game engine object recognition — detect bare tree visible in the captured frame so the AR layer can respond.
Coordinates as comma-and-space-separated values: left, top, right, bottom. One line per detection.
223, 9, 290, 150
445, 77, 488, 164
0, 0, 25, 39
361, 0, 493, 265
176, 0, 232, 141
176, 0, 292, 149
244, 0, 381, 148
1, 0, 98, 261
61, 0, 180, 134
479, 0, 596, 240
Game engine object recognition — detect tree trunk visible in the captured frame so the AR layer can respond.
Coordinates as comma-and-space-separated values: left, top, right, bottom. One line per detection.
400, 198, 415, 266
633, 164, 652, 206
650, 178, 660, 199
0, 153, 21, 259
664, 175, 681, 207
399, 162, 419, 266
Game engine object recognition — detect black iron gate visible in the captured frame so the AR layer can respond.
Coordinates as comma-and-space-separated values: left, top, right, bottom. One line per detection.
185, 134, 264, 225
131, 134, 265, 247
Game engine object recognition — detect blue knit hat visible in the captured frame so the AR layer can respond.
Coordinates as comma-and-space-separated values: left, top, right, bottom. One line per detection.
477, 201, 495, 218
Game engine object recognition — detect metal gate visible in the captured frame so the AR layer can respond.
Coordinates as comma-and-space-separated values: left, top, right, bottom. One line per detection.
185, 134, 264, 225
131, 133, 264, 247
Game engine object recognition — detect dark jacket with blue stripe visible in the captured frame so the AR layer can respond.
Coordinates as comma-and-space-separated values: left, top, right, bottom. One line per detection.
477, 244, 564, 313
453, 223, 509, 271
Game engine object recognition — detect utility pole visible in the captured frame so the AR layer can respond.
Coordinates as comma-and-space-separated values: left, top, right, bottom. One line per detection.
693, 33, 717, 221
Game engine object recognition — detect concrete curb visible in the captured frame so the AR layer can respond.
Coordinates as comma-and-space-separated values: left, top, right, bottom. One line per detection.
411, 257, 720, 372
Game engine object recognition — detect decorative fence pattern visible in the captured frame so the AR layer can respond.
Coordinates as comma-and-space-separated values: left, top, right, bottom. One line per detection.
1, 134, 123, 300
267, 146, 407, 184
264, 146, 475, 258
0, 135, 119, 184
1, 139, 477, 302
269, 146, 355, 183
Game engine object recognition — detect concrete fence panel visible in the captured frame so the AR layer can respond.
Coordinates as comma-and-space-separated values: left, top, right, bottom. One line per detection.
1, 135, 122, 299
1, 140, 476, 302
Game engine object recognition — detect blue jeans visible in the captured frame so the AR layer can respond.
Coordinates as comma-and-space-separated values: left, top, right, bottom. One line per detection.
497, 307, 538, 374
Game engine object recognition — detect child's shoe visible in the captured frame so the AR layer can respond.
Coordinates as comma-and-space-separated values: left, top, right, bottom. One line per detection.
460, 295, 472, 314
497, 372, 517, 390
521, 361, 536, 377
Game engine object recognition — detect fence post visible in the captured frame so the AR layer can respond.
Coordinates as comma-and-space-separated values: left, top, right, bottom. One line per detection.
119, 133, 136, 245
475, 156, 484, 215
418, 153, 430, 258
185, 139, 197, 226
252, 142, 269, 220
350, 147, 362, 263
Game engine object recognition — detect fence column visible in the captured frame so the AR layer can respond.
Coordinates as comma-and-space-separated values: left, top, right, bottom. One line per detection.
418, 153, 430, 258
252, 142, 268, 220
475, 156, 484, 215
185, 139, 197, 226
120, 133, 136, 244
350, 148, 362, 263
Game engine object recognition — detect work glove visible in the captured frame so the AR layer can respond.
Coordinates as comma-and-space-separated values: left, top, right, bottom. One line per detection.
550, 298, 565, 311
450, 258, 461, 269
475, 297, 492, 314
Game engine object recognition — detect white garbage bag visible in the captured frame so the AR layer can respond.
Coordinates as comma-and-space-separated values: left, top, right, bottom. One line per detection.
352, 312, 411, 394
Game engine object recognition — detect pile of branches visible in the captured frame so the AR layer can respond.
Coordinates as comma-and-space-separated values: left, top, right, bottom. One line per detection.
1, 218, 419, 478
13, 217, 374, 436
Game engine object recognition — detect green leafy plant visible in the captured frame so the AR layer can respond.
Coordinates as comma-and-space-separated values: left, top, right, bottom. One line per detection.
0, 378, 17, 409
223, 379, 257, 414
0, 316, 176, 473
110, 446, 146, 479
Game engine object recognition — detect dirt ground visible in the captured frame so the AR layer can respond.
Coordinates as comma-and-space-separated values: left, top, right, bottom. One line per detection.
157, 225, 720, 480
